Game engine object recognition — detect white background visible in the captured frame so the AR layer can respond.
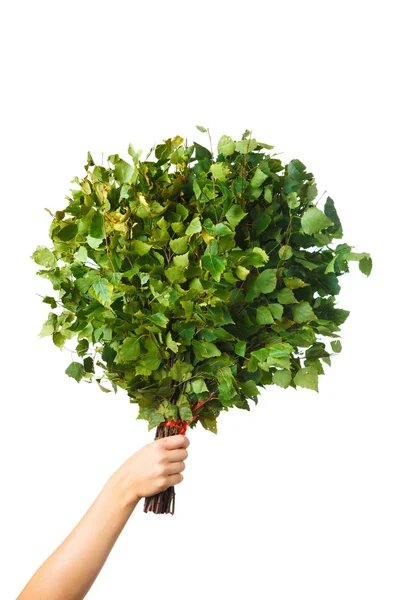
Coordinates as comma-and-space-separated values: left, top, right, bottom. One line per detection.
1, 1, 399, 598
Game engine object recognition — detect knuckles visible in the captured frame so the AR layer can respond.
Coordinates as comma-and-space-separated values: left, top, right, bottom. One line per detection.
157, 475, 169, 488
153, 464, 166, 478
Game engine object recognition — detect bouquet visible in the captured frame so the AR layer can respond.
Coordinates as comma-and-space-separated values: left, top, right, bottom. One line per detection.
31, 127, 372, 513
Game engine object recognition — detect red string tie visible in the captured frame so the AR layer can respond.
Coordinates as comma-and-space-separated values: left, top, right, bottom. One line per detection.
160, 419, 188, 435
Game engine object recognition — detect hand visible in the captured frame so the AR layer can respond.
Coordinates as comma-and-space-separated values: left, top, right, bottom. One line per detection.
111, 434, 190, 508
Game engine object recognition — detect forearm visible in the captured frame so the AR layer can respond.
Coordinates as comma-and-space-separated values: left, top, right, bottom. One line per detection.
16, 474, 139, 600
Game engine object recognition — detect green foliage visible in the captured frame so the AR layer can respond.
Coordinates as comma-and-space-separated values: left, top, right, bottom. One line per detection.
31, 128, 372, 433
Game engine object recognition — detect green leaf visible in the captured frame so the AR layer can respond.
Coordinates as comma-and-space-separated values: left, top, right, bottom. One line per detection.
165, 266, 186, 283
216, 366, 235, 405
235, 266, 249, 281
235, 139, 257, 154
65, 361, 85, 383
273, 369, 292, 388
324, 256, 337, 274
359, 256, 372, 276
343, 251, 368, 261
31, 246, 57, 269
251, 348, 269, 362
301, 206, 333, 235
217, 135, 235, 156
295, 257, 318, 271
185, 217, 202, 235
242, 380, 260, 396
191, 378, 209, 394
196, 125, 208, 133
52, 332, 65, 349
253, 212, 271, 234
283, 277, 309, 289
138, 354, 162, 372
169, 236, 188, 254
324, 196, 343, 236
76, 339, 89, 357
307, 183, 318, 201
256, 306, 274, 324
268, 303, 284, 320
42, 296, 57, 309
331, 340, 342, 353
181, 300, 194, 320
214, 223, 233, 236
39, 313, 57, 337
199, 411, 218, 434
207, 304, 234, 325
209, 163, 230, 182
192, 340, 221, 359
102, 345, 117, 363
89, 212, 104, 239
85, 152, 95, 168
234, 340, 246, 357
148, 312, 169, 328
138, 272, 150, 286
128, 143, 142, 162
172, 251, 189, 269
114, 159, 134, 184
278, 245, 293, 260
116, 336, 141, 362
267, 342, 294, 358
293, 366, 319, 392
250, 167, 268, 188
264, 187, 273, 203
57, 223, 78, 241
96, 379, 112, 393
89, 278, 114, 308
176, 394, 193, 421
292, 301, 316, 324
192, 180, 202, 200
343, 251, 373, 277
137, 406, 165, 431
83, 356, 95, 373
87, 235, 103, 249
252, 247, 269, 262
225, 204, 247, 227
267, 355, 290, 370
254, 269, 277, 294
75, 246, 88, 263
133, 239, 152, 256
166, 331, 180, 353
169, 360, 193, 381
286, 192, 300, 209
202, 253, 227, 282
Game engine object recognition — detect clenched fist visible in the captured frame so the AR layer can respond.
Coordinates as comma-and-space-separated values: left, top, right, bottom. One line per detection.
111, 434, 190, 509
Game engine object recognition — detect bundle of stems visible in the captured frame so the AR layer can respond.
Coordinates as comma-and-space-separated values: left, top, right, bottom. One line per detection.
143, 422, 185, 515
143, 392, 215, 514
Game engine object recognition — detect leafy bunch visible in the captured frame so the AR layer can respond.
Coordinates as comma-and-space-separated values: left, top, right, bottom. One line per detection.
31, 127, 372, 433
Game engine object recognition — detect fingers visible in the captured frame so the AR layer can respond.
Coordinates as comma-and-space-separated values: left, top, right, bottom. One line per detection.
165, 460, 186, 476
164, 448, 188, 463
158, 434, 190, 450
167, 472, 184, 486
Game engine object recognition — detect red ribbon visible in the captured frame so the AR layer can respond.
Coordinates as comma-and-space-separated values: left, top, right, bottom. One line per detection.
160, 392, 216, 434
160, 419, 189, 435
160, 409, 203, 434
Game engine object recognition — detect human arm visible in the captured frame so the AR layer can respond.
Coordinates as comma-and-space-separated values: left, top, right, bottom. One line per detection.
16, 434, 190, 600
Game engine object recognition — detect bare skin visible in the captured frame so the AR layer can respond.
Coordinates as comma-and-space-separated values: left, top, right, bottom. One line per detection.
16, 434, 190, 600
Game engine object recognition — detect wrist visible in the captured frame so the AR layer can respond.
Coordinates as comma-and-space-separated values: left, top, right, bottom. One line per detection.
106, 471, 141, 512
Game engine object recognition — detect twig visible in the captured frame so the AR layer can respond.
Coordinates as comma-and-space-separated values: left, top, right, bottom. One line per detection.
207, 128, 218, 218
102, 213, 116, 273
